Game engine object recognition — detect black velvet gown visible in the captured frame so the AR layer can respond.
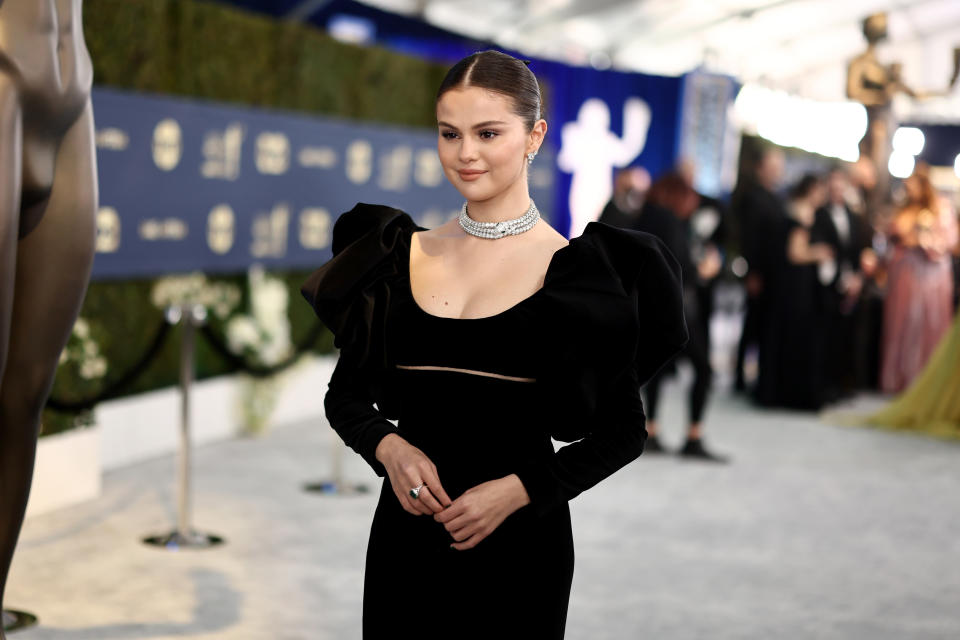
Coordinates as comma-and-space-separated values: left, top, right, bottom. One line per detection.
301, 203, 688, 639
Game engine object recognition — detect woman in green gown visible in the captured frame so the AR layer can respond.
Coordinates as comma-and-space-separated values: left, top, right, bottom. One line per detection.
864, 304, 960, 438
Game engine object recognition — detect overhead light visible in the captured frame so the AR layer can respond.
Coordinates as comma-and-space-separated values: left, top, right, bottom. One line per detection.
892, 127, 925, 156
327, 14, 375, 45
888, 150, 915, 179
590, 51, 611, 70
734, 83, 866, 162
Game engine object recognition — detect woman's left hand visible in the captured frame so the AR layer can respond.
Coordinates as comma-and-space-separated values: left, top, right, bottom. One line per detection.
434, 474, 530, 550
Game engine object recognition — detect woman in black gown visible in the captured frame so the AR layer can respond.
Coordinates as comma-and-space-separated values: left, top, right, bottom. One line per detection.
754, 173, 834, 410
301, 50, 688, 639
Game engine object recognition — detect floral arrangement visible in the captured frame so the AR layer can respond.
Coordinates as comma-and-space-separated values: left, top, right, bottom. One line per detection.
59, 318, 108, 381
49, 317, 108, 432
225, 266, 293, 367
150, 272, 241, 320
225, 266, 295, 436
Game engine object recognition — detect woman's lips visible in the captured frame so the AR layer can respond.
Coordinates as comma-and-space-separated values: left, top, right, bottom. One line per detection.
458, 170, 487, 181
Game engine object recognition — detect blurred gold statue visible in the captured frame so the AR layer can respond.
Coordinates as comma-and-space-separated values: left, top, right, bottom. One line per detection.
0, 1, 97, 634
846, 11, 960, 218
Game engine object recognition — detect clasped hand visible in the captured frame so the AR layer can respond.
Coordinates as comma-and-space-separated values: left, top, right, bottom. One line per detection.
375, 433, 530, 550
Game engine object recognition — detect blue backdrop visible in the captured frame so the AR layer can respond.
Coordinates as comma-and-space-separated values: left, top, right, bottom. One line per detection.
90, 87, 555, 280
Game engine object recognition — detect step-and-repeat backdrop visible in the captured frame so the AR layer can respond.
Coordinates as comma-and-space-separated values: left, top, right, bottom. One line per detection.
91, 87, 556, 280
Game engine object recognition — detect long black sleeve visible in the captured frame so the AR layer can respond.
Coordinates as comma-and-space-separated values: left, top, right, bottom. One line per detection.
323, 344, 398, 478
513, 361, 647, 517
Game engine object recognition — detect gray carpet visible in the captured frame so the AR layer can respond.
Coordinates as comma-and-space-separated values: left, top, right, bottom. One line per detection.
8, 386, 960, 639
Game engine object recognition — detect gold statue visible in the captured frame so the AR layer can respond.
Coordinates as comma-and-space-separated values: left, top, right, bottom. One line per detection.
0, 1, 97, 634
846, 12, 959, 218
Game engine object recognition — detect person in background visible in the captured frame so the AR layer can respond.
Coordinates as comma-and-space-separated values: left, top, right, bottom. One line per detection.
636, 171, 726, 461
678, 159, 728, 356
880, 164, 957, 393
754, 174, 834, 410
731, 147, 787, 393
848, 155, 887, 389
812, 166, 876, 400
598, 166, 650, 230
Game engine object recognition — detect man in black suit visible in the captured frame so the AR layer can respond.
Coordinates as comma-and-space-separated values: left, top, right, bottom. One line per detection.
812, 166, 875, 399
731, 147, 787, 392
598, 166, 650, 230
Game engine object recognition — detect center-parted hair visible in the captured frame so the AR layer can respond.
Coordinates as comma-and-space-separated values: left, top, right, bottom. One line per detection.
436, 50, 543, 132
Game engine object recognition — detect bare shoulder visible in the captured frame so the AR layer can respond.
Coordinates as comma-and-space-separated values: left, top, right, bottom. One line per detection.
536, 219, 570, 253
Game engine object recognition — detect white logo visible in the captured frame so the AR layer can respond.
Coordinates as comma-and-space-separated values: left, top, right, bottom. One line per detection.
378, 145, 413, 192
139, 218, 188, 241
152, 119, 182, 171
202, 123, 245, 180
346, 140, 373, 184
251, 203, 290, 258
298, 146, 338, 169
558, 97, 651, 237
255, 132, 291, 175
96, 127, 130, 151
207, 205, 236, 254
414, 149, 443, 187
299, 208, 332, 249
95, 207, 121, 253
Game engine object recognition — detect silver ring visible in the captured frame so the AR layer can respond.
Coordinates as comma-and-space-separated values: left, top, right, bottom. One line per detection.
409, 483, 425, 500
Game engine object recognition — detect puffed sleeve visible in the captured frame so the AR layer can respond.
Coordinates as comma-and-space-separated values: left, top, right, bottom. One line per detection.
300, 202, 419, 477
514, 222, 688, 517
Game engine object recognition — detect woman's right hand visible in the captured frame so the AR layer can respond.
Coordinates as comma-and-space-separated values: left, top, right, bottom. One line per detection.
375, 433, 452, 516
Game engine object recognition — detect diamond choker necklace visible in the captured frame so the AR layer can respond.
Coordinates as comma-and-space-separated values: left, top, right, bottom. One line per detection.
458, 200, 540, 239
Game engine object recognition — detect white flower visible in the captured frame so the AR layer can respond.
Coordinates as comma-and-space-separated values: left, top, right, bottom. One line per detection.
79, 356, 107, 380
73, 318, 90, 339
226, 316, 260, 354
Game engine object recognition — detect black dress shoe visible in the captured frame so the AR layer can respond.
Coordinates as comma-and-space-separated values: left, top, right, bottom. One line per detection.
643, 434, 669, 454
677, 438, 730, 463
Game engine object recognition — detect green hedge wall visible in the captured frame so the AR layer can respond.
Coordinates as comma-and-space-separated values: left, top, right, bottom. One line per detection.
43, 0, 450, 436
85, 0, 448, 127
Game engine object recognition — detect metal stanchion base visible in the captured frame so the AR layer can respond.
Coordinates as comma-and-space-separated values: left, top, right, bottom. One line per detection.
142, 530, 225, 550
303, 480, 370, 495
2, 609, 38, 633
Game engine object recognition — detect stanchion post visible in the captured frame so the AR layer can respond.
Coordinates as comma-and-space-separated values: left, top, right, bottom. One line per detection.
143, 304, 225, 550
302, 387, 369, 497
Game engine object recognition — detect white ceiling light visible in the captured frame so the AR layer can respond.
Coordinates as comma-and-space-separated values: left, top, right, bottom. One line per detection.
892, 127, 925, 156
734, 83, 866, 161
589, 51, 612, 70
888, 150, 916, 179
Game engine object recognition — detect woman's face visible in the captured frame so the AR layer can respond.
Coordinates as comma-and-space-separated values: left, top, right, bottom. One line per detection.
436, 86, 545, 202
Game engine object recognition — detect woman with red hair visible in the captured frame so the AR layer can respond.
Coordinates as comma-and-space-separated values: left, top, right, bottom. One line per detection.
880, 165, 957, 393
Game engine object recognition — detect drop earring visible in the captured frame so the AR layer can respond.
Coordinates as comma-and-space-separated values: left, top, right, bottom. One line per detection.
527, 151, 537, 165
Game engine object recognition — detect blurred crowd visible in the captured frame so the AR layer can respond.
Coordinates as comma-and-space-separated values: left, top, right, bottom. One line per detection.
600, 148, 960, 420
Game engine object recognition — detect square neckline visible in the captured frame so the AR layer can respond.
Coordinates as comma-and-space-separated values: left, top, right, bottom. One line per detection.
406, 228, 570, 321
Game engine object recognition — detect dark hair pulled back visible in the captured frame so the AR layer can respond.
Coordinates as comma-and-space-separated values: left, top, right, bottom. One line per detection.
436, 50, 543, 132
789, 173, 822, 201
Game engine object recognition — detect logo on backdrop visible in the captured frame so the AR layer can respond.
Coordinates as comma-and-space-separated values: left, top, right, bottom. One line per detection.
96, 207, 121, 253
558, 97, 651, 237
255, 132, 291, 175
202, 123, 245, 180
152, 119, 182, 171
207, 205, 236, 255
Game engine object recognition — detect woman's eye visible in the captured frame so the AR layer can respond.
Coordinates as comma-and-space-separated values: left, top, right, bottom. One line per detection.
440, 131, 458, 140
479, 130, 498, 139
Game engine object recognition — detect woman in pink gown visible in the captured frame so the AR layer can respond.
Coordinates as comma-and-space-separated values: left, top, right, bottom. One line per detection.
880, 167, 958, 393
